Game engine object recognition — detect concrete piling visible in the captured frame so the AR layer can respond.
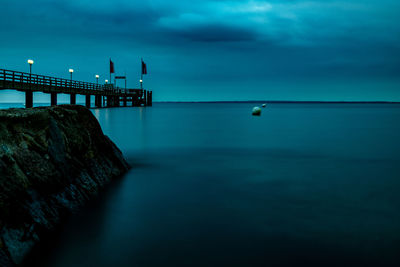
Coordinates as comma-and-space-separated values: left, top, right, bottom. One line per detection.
85, 95, 91, 108
25, 91, 33, 108
50, 93, 57, 106
95, 95, 102, 108
70, 93, 76, 105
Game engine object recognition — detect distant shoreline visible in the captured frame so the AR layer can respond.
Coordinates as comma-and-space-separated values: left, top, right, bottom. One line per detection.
154, 101, 400, 104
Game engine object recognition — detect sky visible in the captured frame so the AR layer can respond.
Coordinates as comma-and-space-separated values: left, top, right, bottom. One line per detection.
1, 0, 400, 102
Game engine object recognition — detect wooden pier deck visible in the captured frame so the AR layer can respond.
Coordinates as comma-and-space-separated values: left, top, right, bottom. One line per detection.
0, 69, 152, 108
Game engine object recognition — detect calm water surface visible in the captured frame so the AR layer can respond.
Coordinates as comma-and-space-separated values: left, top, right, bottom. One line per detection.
33, 103, 400, 266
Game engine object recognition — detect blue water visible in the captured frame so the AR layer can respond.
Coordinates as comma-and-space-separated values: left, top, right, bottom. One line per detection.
30, 103, 400, 266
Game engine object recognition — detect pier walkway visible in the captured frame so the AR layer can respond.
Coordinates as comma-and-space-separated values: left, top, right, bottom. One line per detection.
0, 69, 152, 108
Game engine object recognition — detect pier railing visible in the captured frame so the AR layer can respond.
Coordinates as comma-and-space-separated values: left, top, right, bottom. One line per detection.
0, 69, 135, 95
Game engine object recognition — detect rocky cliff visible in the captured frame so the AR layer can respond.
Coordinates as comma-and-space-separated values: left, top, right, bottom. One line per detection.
0, 105, 130, 266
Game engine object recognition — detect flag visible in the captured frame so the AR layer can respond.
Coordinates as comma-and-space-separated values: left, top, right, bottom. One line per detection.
110, 59, 115, 74
142, 59, 147, 75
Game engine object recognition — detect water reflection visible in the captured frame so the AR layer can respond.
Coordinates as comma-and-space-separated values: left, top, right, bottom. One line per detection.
31, 103, 400, 267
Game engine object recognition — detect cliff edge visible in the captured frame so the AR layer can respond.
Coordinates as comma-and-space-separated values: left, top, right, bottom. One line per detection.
0, 105, 130, 265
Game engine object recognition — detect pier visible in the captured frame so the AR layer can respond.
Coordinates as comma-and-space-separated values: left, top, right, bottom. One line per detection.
0, 69, 153, 108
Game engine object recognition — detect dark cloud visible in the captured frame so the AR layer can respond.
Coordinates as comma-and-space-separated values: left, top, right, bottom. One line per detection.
164, 24, 257, 42
0, 0, 400, 101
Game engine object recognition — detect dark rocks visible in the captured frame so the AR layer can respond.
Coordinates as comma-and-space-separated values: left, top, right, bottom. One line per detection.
0, 105, 130, 265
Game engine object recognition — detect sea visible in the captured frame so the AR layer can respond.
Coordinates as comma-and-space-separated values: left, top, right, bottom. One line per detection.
3, 102, 400, 266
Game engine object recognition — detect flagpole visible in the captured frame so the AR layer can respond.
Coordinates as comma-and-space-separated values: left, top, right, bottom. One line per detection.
140, 58, 143, 89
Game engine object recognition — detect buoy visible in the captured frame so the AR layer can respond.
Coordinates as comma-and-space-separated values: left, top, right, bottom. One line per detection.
262, 103, 266, 108
252, 107, 261, 116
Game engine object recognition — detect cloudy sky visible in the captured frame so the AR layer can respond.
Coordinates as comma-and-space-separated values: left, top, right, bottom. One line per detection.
1, 0, 399, 101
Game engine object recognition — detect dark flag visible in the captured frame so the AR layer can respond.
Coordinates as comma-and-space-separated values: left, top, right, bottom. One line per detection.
142, 60, 147, 75
110, 59, 115, 74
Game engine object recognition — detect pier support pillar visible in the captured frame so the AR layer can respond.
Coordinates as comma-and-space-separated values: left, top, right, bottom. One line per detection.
85, 95, 91, 108
146, 91, 152, 106
25, 91, 33, 108
123, 96, 127, 107
143, 90, 147, 106
95, 95, 102, 108
106, 96, 113, 107
148, 91, 152, 106
51, 92, 57, 106
70, 93, 76, 105
133, 94, 141, 107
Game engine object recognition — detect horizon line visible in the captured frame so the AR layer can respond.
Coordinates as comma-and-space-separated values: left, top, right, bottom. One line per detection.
153, 100, 400, 104
1, 100, 400, 104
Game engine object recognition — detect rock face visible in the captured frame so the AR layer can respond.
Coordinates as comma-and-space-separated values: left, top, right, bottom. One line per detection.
0, 105, 130, 265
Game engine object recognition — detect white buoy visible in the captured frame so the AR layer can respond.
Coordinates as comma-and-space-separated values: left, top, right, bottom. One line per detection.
262, 103, 266, 108
252, 106, 261, 116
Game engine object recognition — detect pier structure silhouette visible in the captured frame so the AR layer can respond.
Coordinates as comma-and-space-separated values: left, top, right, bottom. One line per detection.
0, 69, 152, 108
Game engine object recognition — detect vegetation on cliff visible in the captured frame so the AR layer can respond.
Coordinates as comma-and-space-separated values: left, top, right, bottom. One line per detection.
0, 105, 130, 265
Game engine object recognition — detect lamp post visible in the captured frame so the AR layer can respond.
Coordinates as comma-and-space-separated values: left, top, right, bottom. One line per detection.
96, 74, 99, 84
69, 69, 74, 91
69, 69, 74, 80
140, 79, 143, 89
27, 59, 34, 106
27, 59, 34, 74
105, 79, 109, 84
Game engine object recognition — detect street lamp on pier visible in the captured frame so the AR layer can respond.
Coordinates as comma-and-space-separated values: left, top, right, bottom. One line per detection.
105, 79, 109, 84
27, 59, 34, 74
69, 69, 74, 80
69, 69, 74, 89
140, 79, 143, 89
96, 74, 99, 84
